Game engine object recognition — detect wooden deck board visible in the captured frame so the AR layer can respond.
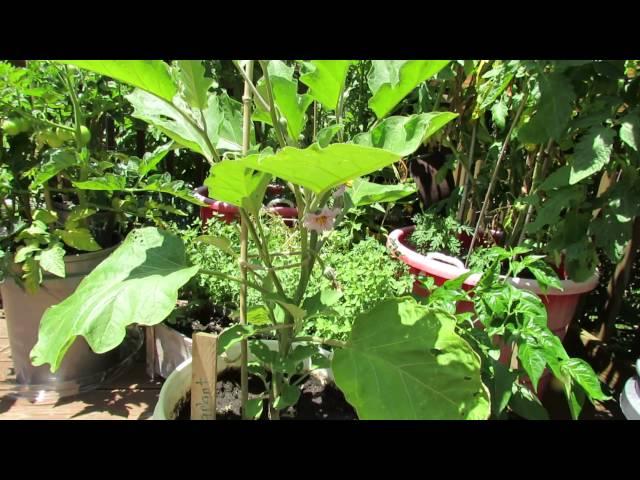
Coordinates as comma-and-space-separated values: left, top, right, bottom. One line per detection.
0, 311, 164, 420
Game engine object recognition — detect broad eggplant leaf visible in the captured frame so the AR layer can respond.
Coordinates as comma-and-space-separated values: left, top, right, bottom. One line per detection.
31, 227, 199, 372
241, 143, 400, 194
61, 60, 177, 101
352, 112, 458, 156
569, 127, 615, 185
332, 297, 489, 420
174, 60, 212, 110
368, 60, 450, 118
126, 89, 219, 162
217, 92, 253, 151
300, 60, 353, 111
348, 178, 416, 206
262, 60, 313, 140
205, 159, 271, 214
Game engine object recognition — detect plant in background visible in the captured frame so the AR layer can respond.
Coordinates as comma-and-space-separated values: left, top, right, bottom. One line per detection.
411, 211, 473, 257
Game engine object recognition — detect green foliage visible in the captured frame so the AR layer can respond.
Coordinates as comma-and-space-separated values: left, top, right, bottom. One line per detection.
424, 246, 609, 419
333, 297, 490, 420
411, 212, 473, 257
31, 227, 199, 372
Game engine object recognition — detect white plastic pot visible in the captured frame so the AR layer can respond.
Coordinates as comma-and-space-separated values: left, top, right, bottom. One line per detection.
153, 340, 332, 420
620, 359, 640, 420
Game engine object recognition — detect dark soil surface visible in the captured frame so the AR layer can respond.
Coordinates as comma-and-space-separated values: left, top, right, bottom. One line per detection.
166, 300, 234, 337
174, 368, 358, 420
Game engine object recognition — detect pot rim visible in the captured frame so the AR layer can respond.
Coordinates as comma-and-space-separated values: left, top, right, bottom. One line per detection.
153, 339, 332, 420
387, 226, 599, 296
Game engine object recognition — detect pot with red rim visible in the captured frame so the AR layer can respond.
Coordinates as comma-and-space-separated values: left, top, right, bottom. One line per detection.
387, 225, 599, 397
194, 185, 298, 224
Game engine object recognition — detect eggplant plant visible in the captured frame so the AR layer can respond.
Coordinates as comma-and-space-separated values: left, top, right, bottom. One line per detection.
28, 59, 497, 419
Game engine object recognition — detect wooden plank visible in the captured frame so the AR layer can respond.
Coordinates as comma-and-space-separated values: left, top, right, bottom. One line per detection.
190, 332, 217, 420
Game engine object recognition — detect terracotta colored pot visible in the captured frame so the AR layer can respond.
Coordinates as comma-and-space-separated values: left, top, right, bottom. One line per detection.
387, 226, 599, 396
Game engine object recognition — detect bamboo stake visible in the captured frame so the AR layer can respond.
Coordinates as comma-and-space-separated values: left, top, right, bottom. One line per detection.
239, 60, 255, 418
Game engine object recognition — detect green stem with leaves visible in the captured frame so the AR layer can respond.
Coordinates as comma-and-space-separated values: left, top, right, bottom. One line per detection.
466, 87, 529, 266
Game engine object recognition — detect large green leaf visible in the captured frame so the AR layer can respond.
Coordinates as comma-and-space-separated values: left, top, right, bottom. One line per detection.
61, 60, 177, 101
518, 73, 575, 144
348, 178, 416, 206
205, 159, 271, 214
216, 92, 255, 152
352, 112, 458, 156
332, 297, 489, 420
299, 60, 353, 111
31, 227, 199, 372
569, 127, 616, 185
241, 143, 400, 194
174, 60, 212, 110
264, 60, 313, 139
126, 89, 219, 162
368, 60, 450, 118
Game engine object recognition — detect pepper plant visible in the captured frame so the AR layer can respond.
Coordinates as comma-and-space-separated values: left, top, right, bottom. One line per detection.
29, 59, 498, 420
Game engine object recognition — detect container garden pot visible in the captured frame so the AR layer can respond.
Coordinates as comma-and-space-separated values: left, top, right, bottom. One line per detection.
194, 185, 298, 225
387, 226, 599, 395
620, 359, 640, 420
0, 245, 143, 402
153, 340, 333, 420
150, 322, 192, 379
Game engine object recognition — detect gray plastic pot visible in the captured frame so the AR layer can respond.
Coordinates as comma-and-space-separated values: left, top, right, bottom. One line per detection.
0, 245, 142, 401
620, 359, 640, 420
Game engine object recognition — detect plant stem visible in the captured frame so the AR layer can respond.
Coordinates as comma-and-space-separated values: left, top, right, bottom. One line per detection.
61, 66, 89, 210
232, 60, 270, 112
457, 122, 477, 223
516, 139, 554, 246
465, 87, 528, 266
239, 60, 254, 419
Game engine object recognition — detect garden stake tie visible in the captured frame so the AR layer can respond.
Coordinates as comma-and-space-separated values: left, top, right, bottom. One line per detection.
191, 332, 218, 420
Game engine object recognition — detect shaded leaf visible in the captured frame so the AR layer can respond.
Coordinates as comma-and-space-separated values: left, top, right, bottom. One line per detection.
332, 297, 489, 420
352, 112, 458, 156
368, 60, 450, 118
31, 227, 199, 372
62, 60, 177, 101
